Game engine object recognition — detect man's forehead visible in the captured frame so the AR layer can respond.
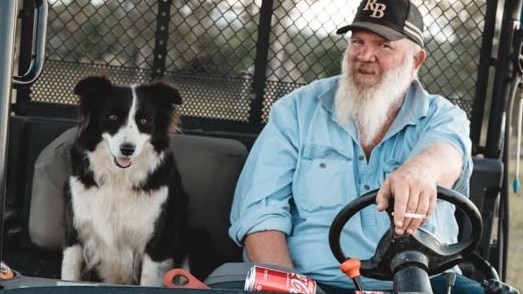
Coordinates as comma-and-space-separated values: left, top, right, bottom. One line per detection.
350, 29, 393, 42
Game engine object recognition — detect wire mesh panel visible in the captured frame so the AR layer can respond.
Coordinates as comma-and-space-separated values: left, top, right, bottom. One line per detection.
23, 0, 486, 133
31, 0, 158, 105
262, 0, 350, 120
164, 0, 260, 122
417, 0, 485, 116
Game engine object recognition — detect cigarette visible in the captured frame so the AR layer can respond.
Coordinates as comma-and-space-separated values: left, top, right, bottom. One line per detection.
391, 212, 428, 219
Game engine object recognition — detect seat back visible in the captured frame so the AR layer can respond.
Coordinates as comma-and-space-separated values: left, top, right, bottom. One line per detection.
4, 116, 77, 247
456, 155, 503, 280
469, 156, 503, 262
27, 125, 247, 279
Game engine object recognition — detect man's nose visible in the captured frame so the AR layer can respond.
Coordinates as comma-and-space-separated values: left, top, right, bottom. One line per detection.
356, 46, 377, 61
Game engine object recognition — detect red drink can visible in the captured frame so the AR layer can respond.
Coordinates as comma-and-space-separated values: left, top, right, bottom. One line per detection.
244, 265, 316, 294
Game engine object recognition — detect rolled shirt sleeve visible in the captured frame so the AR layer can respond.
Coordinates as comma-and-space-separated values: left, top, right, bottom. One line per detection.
229, 96, 300, 245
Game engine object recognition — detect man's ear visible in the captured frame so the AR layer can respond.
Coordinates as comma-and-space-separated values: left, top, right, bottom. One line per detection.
413, 49, 426, 71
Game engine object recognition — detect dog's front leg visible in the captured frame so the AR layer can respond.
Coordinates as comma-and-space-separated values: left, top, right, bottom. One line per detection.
140, 254, 173, 287
61, 244, 83, 281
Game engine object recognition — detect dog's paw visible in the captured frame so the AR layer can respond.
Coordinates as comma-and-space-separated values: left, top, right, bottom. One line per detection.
61, 245, 83, 281
140, 255, 174, 287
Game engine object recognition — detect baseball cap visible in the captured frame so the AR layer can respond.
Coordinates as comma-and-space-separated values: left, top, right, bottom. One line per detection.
336, 0, 424, 47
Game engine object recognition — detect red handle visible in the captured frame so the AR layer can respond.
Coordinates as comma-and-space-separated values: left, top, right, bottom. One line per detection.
163, 268, 210, 289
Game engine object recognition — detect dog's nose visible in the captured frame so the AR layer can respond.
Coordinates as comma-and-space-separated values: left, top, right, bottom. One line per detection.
120, 143, 135, 156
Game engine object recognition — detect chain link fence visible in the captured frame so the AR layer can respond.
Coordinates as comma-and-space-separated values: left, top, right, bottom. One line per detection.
22, 0, 486, 133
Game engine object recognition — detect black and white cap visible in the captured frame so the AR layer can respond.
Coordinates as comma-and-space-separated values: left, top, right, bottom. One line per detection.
336, 0, 424, 47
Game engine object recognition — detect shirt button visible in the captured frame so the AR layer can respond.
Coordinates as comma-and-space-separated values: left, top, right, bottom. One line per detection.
319, 162, 326, 168
358, 155, 365, 161
364, 185, 370, 190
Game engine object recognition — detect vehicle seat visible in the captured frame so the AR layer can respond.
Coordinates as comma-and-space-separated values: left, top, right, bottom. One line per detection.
457, 155, 503, 281
28, 127, 247, 279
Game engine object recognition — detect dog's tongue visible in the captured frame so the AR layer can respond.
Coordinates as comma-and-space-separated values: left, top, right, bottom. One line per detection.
115, 157, 132, 168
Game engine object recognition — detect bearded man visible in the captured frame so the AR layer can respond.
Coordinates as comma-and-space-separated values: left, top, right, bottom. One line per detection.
229, 0, 484, 293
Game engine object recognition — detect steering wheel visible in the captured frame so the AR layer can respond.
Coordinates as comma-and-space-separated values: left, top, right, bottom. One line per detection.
328, 186, 482, 281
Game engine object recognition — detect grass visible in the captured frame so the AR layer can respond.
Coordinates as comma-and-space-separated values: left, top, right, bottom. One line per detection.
503, 127, 523, 290
506, 188, 523, 290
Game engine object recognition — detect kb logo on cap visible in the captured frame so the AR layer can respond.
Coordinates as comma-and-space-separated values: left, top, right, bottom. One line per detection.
363, 0, 386, 18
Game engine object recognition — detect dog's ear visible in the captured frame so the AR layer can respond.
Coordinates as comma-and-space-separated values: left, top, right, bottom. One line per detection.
140, 81, 183, 133
146, 81, 182, 105
74, 75, 113, 114
74, 75, 112, 97
74, 76, 113, 133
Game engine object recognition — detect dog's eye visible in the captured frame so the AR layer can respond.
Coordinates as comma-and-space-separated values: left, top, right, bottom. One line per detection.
139, 118, 148, 125
109, 115, 118, 121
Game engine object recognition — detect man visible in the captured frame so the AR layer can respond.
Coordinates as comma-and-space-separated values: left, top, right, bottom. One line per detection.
229, 0, 484, 292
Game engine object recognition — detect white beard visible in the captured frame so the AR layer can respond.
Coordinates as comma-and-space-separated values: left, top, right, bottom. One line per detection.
334, 49, 416, 146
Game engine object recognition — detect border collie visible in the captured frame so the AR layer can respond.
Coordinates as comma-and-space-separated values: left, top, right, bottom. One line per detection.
61, 76, 189, 286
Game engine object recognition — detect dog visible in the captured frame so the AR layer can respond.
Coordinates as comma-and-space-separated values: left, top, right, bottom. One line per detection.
61, 75, 189, 286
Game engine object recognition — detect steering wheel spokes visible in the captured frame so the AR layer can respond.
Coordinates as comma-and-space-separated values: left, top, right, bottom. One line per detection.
360, 227, 465, 279
329, 186, 482, 282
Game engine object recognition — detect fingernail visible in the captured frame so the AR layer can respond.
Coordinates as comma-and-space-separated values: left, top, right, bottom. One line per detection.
395, 228, 404, 235
407, 229, 414, 234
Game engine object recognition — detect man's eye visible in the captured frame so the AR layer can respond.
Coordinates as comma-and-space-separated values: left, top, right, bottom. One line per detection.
350, 39, 363, 45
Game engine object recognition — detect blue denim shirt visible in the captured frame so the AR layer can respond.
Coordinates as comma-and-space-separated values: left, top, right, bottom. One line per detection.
229, 75, 473, 290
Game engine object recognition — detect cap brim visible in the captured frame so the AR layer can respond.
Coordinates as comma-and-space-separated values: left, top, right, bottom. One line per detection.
336, 22, 406, 42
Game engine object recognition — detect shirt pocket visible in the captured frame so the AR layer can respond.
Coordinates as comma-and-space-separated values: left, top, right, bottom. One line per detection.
382, 159, 402, 180
293, 144, 354, 213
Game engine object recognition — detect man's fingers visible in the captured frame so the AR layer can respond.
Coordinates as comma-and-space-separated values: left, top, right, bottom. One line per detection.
404, 189, 430, 233
378, 175, 438, 235
393, 188, 436, 235
376, 184, 391, 211
391, 183, 410, 224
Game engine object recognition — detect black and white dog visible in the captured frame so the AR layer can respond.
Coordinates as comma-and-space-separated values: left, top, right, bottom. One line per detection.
61, 76, 189, 286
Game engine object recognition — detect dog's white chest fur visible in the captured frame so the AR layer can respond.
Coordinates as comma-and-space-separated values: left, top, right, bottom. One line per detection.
68, 175, 168, 284
70, 179, 167, 246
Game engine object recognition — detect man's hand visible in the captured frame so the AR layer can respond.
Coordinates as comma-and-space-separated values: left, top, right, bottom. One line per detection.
375, 143, 463, 235
376, 162, 437, 235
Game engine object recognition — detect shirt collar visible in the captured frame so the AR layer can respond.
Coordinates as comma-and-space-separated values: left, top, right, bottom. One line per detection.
390, 79, 430, 132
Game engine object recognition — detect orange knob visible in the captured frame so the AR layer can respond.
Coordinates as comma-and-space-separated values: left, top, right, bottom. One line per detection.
340, 259, 361, 279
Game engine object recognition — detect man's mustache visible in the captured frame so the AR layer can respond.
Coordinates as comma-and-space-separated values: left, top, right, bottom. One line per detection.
353, 64, 377, 74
